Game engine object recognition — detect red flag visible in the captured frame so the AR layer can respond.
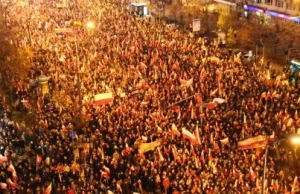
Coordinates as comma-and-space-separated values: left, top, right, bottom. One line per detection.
208, 102, 217, 110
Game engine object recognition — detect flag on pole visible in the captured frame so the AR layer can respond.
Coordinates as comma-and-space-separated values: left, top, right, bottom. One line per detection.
44, 183, 52, 194
179, 78, 193, 87
138, 140, 161, 153
93, 93, 114, 105
195, 124, 201, 144
220, 137, 229, 145
0, 155, 8, 164
158, 148, 164, 162
213, 98, 225, 104
0, 182, 7, 190
36, 155, 42, 164
6, 178, 17, 189
182, 128, 197, 144
237, 135, 268, 150
171, 123, 180, 136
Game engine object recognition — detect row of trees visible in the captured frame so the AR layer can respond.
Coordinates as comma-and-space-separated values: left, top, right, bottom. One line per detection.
158, 0, 300, 61
217, 8, 300, 61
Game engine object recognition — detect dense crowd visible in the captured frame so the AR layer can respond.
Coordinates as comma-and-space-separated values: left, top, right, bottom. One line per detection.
0, 0, 300, 193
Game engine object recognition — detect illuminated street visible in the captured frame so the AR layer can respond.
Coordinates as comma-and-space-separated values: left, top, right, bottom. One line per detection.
0, 0, 299, 193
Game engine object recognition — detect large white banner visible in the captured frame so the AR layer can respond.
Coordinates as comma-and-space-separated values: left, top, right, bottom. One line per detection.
193, 19, 201, 32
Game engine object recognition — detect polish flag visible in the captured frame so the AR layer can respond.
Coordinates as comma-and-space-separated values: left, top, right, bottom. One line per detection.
0, 155, 8, 164
103, 166, 111, 175
250, 167, 257, 181
287, 118, 294, 127
297, 119, 300, 126
171, 123, 180, 136
291, 176, 298, 194
157, 125, 163, 133
195, 124, 201, 144
158, 148, 164, 162
269, 131, 275, 141
44, 183, 52, 194
172, 146, 180, 161
37, 155, 42, 164
190, 145, 196, 156
6, 178, 17, 189
101, 171, 110, 179
210, 88, 218, 96
93, 93, 114, 106
7, 164, 16, 174
117, 183, 122, 193
0, 182, 7, 190
295, 110, 299, 120
195, 94, 202, 104
182, 128, 197, 144
179, 78, 193, 87
220, 137, 229, 145
243, 113, 247, 129
213, 98, 225, 104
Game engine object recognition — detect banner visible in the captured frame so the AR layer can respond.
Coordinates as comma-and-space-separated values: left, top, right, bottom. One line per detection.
193, 19, 201, 32
94, 93, 114, 105
54, 28, 73, 34
238, 135, 268, 150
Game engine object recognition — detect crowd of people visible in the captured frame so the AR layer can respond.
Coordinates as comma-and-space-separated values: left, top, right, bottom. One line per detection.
0, 0, 300, 193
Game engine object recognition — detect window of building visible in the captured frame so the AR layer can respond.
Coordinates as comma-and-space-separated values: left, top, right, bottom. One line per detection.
276, 0, 283, 7
265, 0, 272, 5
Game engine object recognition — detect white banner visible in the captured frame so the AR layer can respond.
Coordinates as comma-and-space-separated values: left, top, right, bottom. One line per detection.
193, 19, 201, 32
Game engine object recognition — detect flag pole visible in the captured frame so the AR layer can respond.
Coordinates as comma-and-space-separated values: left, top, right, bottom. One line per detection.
167, 93, 200, 109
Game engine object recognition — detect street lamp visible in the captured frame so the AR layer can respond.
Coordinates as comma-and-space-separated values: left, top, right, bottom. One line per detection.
262, 134, 300, 194
86, 21, 95, 30
75, 21, 96, 113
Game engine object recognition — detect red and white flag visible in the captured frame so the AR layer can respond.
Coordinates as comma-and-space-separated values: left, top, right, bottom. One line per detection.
195, 124, 201, 144
0, 155, 8, 164
220, 137, 229, 145
157, 125, 163, 133
238, 135, 268, 150
250, 167, 257, 181
210, 88, 218, 96
213, 98, 225, 104
36, 155, 42, 164
158, 148, 164, 162
182, 128, 197, 144
44, 183, 52, 194
93, 93, 114, 106
179, 78, 193, 87
243, 113, 247, 129
171, 123, 180, 136
6, 178, 17, 189
0, 182, 7, 190
287, 118, 295, 127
